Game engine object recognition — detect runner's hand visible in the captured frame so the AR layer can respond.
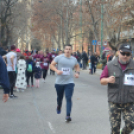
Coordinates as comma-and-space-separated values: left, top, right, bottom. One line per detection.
3, 94, 9, 102
74, 73, 79, 78
107, 76, 115, 83
56, 70, 63, 75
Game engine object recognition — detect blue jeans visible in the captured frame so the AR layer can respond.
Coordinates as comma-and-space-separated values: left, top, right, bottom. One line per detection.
78, 61, 82, 68
55, 83, 75, 116
91, 64, 96, 74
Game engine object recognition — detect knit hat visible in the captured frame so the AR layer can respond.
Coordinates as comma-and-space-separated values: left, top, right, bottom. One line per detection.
16, 48, 20, 52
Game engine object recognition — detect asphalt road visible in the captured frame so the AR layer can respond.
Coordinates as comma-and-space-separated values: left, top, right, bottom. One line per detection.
0, 70, 132, 134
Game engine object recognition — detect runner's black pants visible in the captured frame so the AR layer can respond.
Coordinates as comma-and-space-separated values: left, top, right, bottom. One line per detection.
43, 69, 48, 80
8, 71, 16, 95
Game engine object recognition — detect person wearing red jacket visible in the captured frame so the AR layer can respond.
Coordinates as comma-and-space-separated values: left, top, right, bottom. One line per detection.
23, 50, 31, 60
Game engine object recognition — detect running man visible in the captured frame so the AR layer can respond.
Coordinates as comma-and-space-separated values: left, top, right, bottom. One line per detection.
50, 44, 80, 122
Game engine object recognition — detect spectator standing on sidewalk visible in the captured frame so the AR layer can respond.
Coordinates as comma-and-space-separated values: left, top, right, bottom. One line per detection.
72, 52, 78, 61
90, 53, 97, 74
26, 56, 35, 87
3, 45, 17, 98
100, 52, 107, 70
0, 55, 10, 102
50, 44, 80, 122
24, 50, 31, 60
108, 50, 114, 62
76, 50, 81, 68
16, 48, 22, 60
15, 55, 27, 92
81, 51, 88, 70
100, 43, 134, 134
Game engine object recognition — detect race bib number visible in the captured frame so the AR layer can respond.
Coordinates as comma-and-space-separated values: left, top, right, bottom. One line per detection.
62, 68, 70, 75
44, 63, 48, 66
124, 74, 134, 86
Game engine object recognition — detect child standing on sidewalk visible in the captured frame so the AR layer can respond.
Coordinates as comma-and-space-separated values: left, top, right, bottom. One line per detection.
34, 61, 42, 88
15, 55, 27, 92
26, 56, 35, 88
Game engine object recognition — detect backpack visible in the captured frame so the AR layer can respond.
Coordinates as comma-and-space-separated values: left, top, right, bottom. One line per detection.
27, 64, 32, 72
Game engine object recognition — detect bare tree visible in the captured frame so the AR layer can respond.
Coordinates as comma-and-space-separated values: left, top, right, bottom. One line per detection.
0, 0, 31, 49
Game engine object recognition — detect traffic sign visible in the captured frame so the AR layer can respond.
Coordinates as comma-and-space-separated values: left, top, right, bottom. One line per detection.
92, 40, 97, 45
97, 40, 101, 45
103, 41, 107, 45
97, 40, 107, 46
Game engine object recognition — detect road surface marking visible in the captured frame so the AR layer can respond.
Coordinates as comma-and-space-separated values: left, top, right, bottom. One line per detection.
48, 122, 56, 133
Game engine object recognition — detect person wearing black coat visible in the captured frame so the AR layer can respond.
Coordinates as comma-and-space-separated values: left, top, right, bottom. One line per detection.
76, 50, 82, 68
100, 52, 107, 70
90, 53, 98, 74
81, 51, 88, 70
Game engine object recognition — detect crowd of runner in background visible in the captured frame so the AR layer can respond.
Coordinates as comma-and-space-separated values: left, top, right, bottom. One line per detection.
0, 44, 127, 99
0, 45, 92, 98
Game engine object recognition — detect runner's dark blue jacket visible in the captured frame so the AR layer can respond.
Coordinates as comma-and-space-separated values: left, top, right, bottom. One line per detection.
0, 56, 10, 94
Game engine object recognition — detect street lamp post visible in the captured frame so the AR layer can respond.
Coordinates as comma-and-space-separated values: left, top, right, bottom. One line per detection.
79, 0, 82, 52
100, 0, 104, 57
65, 0, 70, 45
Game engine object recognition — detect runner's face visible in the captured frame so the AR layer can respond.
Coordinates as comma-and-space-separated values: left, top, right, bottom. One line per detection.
64, 46, 72, 56
118, 50, 131, 63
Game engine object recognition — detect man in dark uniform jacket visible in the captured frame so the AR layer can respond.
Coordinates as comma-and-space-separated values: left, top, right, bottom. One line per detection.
0, 55, 10, 102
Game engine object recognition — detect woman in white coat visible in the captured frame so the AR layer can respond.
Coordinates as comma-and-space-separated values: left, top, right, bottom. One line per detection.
15, 55, 27, 92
